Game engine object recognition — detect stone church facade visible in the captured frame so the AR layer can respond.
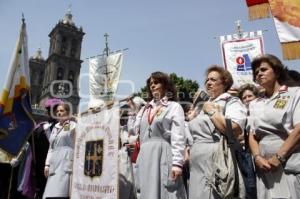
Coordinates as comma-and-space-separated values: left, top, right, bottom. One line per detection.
29, 9, 84, 115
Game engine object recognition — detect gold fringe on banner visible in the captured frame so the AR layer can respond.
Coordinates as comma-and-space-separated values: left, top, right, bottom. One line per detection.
282, 41, 300, 60
248, 3, 271, 20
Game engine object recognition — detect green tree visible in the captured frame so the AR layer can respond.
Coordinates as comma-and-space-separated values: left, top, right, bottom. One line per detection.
169, 73, 199, 103
137, 73, 199, 108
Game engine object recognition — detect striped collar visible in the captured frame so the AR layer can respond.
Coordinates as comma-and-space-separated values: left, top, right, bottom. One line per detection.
209, 92, 231, 102
149, 96, 169, 107
256, 85, 288, 101
55, 120, 70, 128
278, 85, 288, 93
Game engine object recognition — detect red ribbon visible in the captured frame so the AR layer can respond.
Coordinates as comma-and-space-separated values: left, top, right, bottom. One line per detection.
147, 105, 162, 125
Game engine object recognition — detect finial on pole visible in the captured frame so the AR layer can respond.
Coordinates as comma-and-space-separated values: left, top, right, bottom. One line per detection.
22, 13, 25, 24
104, 33, 110, 56
68, 4, 72, 13
235, 20, 243, 39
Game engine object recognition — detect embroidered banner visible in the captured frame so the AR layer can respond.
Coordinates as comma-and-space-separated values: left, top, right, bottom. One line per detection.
220, 31, 264, 89
89, 52, 123, 107
246, 0, 270, 20
71, 104, 119, 199
269, 0, 300, 60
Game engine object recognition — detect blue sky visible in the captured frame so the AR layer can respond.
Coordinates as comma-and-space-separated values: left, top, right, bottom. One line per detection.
0, 0, 299, 110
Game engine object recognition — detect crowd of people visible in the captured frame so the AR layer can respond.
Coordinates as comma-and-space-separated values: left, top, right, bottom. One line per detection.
1, 53, 300, 199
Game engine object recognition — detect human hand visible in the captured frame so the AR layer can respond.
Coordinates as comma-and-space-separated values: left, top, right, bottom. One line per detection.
10, 157, 20, 167
187, 108, 198, 121
237, 134, 245, 146
184, 147, 190, 163
44, 166, 49, 177
267, 155, 281, 172
171, 166, 182, 181
254, 155, 271, 172
203, 102, 218, 114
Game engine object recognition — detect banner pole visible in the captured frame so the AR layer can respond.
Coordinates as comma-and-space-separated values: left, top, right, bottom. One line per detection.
7, 167, 14, 199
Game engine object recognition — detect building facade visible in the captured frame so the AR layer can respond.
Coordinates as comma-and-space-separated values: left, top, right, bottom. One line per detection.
30, 9, 85, 115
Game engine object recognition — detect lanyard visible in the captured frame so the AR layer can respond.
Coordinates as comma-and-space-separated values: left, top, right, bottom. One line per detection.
147, 105, 163, 125
51, 121, 68, 148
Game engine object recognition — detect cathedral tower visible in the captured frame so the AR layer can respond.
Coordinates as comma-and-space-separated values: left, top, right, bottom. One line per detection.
40, 8, 85, 113
29, 48, 46, 106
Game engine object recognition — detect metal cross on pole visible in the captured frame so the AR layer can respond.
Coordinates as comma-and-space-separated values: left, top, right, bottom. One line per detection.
235, 20, 243, 39
104, 33, 110, 56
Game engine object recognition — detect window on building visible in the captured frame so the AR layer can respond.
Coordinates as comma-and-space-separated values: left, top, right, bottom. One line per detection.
39, 71, 44, 84
61, 36, 67, 55
68, 71, 74, 84
57, 68, 64, 80
71, 39, 77, 58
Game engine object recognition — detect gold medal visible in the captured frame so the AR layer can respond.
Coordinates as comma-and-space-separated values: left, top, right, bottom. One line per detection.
156, 109, 162, 117
64, 124, 70, 131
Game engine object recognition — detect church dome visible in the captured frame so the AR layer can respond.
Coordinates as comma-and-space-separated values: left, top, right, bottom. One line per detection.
31, 48, 44, 60
62, 7, 75, 26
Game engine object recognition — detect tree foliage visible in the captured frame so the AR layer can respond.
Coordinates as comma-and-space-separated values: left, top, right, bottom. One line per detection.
138, 73, 199, 105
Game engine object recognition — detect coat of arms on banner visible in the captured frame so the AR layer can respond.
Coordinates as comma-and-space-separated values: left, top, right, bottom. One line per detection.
84, 139, 104, 177
71, 105, 119, 199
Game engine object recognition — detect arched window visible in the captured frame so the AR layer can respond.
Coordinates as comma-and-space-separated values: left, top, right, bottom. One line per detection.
68, 71, 74, 84
39, 71, 44, 84
61, 36, 67, 55
71, 39, 77, 58
57, 68, 64, 80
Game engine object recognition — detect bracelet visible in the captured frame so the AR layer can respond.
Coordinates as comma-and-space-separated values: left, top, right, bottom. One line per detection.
45, 165, 50, 167
275, 153, 286, 164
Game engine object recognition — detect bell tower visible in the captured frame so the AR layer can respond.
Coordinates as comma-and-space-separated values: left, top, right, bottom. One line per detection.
29, 48, 46, 106
40, 8, 85, 114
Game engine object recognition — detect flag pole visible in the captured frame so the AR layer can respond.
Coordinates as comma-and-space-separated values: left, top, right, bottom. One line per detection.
7, 167, 14, 199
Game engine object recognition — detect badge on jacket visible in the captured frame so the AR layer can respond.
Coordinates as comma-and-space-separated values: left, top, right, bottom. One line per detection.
273, 99, 287, 109
64, 124, 70, 131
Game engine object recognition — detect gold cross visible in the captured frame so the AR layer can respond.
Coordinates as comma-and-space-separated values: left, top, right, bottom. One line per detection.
86, 143, 103, 175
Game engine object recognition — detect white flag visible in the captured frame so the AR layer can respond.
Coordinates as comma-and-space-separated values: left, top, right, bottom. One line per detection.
89, 53, 123, 107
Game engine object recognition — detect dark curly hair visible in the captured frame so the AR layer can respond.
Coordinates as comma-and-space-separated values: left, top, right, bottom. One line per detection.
146, 71, 178, 101
205, 65, 233, 92
251, 54, 288, 84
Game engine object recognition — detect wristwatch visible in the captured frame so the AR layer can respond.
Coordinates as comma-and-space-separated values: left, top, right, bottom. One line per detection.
206, 109, 216, 117
275, 153, 286, 164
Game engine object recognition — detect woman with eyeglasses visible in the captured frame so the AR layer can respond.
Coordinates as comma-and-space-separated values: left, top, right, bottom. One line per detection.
134, 71, 186, 199
188, 65, 247, 198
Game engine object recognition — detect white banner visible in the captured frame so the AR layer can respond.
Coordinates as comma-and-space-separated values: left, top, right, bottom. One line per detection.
269, 0, 300, 43
221, 34, 264, 89
71, 104, 119, 199
269, 0, 300, 60
89, 53, 123, 106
